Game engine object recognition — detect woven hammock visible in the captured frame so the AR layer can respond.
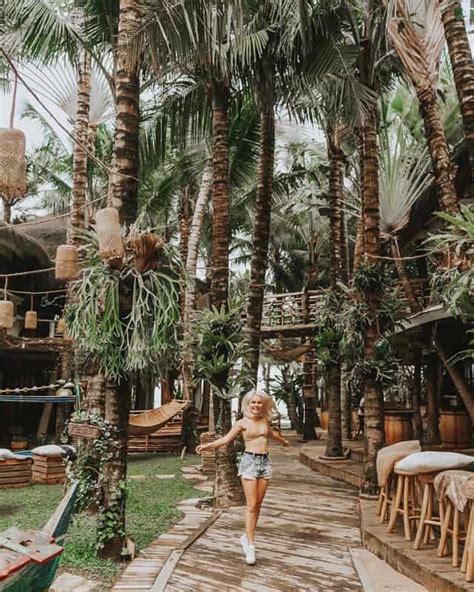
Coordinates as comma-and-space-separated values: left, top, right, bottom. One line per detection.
0, 129, 27, 201
128, 399, 188, 436
263, 343, 313, 363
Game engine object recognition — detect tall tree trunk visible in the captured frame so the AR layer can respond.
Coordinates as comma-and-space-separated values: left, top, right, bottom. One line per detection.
282, 364, 299, 431
360, 103, 385, 494
391, 239, 421, 313
178, 186, 191, 321
182, 163, 213, 401
417, 86, 459, 215
340, 363, 352, 440
325, 364, 343, 456
353, 220, 364, 272
412, 351, 422, 441
440, 0, 474, 178
243, 81, 275, 389
425, 352, 441, 444
99, 0, 142, 561
68, 49, 91, 245
325, 124, 344, 456
210, 79, 244, 508
110, 0, 141, 226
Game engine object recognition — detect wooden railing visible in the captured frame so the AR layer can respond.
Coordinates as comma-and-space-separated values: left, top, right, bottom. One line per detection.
261, 290, 322, 328
260, 279, 432, 331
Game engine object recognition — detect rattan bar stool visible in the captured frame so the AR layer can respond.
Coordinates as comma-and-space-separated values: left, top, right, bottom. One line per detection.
387, 468, 420, 540
414, 471, 443, 550
461, 480, 474, 582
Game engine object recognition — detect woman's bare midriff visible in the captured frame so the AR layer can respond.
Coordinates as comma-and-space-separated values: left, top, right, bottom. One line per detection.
242, 417, 269, 454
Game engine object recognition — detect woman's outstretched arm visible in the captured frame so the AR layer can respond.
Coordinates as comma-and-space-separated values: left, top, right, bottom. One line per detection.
268, 427, 289, 447
196, 420, 243, 454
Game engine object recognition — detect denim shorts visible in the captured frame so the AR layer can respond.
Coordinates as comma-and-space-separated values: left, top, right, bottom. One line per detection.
238, 452, 272, 480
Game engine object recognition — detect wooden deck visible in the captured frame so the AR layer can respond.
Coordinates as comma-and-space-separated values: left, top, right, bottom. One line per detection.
114, 438, 363, 592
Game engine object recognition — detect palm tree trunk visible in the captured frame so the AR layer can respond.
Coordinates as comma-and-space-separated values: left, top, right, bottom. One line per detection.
412, 351, 422, 441
98, 378, 131, 559
182, 163, 213, 401
327, 124, 344, 284
325, 363, 343, 456
340, 363, 352, 440
391, 240, 421, 313
325, 124, 344, 456
360, 103, 385, 494
110, 0, 141, 226
353, 220, 364, 272
440, 0, 474, 177
67, 49, 91, 245
243, 92, 275, 389
99, 0, 142, 560
425, 352, 441, 444
417, 86, 459, 215
210, 79, 244, 508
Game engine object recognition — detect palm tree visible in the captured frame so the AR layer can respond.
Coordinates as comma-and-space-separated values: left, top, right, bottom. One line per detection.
385, 0, 459, 214
439, 0, 474, 177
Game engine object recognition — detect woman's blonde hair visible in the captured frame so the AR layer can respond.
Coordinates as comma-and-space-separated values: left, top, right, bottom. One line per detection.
241, 390, 278, 422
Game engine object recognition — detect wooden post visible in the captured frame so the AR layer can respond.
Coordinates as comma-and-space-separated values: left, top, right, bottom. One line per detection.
412, 351, 423, 441
426, 353, 440, 444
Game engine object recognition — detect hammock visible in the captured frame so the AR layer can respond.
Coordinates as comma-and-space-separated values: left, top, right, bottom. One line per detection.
262, 343, 312, 363
128, 400, 188, 436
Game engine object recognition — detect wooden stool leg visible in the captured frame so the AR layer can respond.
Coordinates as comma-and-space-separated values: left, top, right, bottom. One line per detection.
462, 502, 472, 573
438, 501, 452, 558
388, 475, 403, 533
423, 486, 433, 545
414, 482, 429, 549
377, 486, 385, 516
453, 508, 461, 567
466, 504, 474, 582
403, 475, 412, 541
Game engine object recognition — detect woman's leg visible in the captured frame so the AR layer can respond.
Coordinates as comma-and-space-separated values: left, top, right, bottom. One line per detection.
253, 478, 269, 530
241, 478, 259, 544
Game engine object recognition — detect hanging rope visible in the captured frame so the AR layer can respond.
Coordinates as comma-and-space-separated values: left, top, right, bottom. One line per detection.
0, 267, 55, 279
0, 48, 137, 183
9, 71, 18, 129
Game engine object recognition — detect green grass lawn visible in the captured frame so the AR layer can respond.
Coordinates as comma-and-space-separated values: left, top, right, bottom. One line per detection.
0, 453, 204, 588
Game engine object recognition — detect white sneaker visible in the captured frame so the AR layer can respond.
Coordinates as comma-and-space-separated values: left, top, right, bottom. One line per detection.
240, 534, 249, 555
245, 544, 256, 565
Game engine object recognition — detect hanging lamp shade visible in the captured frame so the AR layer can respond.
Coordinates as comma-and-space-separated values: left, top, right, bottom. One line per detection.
95, 208, 125, 264
25, 310, 38, 330
55, 245, 79, 280
56, 318, 66, 335
0, 128, 27, 201
0, 301, 14, 329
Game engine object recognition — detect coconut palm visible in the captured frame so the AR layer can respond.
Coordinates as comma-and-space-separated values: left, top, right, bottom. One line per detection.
439, 0, 474, 177
385, 0, 459, 214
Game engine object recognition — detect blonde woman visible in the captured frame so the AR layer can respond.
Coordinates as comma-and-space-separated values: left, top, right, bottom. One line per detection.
196, 390, 289, 565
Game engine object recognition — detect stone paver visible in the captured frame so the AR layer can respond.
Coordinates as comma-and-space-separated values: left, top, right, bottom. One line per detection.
51, 572, 99, 592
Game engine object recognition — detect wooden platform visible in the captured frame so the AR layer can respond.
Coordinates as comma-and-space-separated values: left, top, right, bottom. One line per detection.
32, 455, 66, 484
300, 440, 365, 489
113, 436, 363, 591
0, 458, 32, 489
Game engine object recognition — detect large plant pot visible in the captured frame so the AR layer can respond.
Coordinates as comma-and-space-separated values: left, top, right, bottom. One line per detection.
320, 411, 329, 431
439, 410, 472, 449
384, 410, 414, 446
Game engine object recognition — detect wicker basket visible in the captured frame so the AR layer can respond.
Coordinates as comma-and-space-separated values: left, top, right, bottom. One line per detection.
0, 300, 14, 329
55, 244, 79, 280
0, 128, 27, 200
25, 310, 37, 330
95, 207, 125, 264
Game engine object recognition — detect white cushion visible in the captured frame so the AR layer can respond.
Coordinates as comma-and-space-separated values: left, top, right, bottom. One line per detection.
378, 440, 421, 457
395, 451, 474, 474
0, 448, 16, 460
31, 445, 64, 457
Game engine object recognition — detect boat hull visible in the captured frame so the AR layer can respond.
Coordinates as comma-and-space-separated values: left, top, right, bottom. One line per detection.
0, 556, 61, 592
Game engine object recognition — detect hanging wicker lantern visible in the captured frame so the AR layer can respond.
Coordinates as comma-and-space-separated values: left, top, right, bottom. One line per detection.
25, 310, 37, 330
0, 128, 27, 201
56, 318, 66, 335
95, 208, 125, 264
0, 300, 14, 329
55, 245, 79, 281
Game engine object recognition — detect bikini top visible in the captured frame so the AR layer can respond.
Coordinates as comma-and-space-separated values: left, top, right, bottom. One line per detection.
242, 420, 269, 442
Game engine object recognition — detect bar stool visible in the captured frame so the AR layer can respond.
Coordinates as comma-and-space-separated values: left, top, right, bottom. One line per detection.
435, 470, 473, 567
461, 479, 474, 582
387, 468, 419, 540
414, 471, 443, 550
376, 440, 421, 524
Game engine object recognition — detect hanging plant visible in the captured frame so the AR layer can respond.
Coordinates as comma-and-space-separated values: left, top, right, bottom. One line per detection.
65, 232, 180, 378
